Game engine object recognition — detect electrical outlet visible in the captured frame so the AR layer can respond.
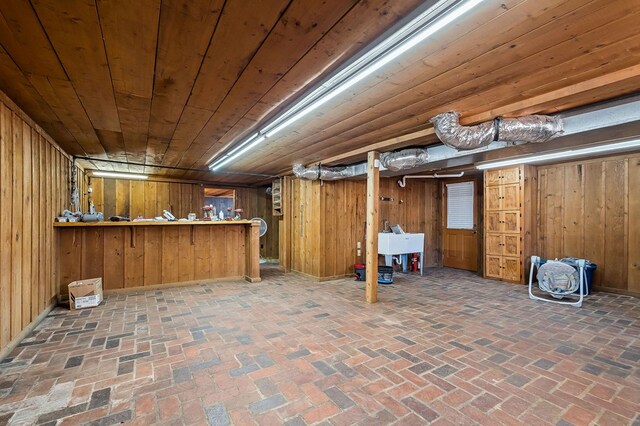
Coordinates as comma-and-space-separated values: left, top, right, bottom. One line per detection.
357, 241, 361, 249
357, 249, 361, 256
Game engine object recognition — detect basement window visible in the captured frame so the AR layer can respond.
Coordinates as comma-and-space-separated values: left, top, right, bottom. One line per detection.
204, 187, 236, 214
446, 181, 474, 229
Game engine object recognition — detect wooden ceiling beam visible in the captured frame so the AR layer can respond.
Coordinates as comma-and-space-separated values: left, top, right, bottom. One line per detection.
313, 64, 640, 168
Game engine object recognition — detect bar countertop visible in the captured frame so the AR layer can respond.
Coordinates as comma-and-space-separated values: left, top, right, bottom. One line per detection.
53, 219, 258, 227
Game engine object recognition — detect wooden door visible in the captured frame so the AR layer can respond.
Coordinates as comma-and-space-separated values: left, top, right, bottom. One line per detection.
443, 180, 479, 271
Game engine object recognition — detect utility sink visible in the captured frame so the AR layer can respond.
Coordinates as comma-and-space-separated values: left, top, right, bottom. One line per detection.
378, 233, 424, 255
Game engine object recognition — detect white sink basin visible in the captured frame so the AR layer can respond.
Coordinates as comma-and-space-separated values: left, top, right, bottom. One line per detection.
378, 233, 424, 255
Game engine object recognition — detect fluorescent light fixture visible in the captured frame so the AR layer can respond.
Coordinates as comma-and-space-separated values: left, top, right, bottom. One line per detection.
210, 135, 267, 172
92, 171, 148, 180
209, 0, 484, 171
476, 139, 640, 170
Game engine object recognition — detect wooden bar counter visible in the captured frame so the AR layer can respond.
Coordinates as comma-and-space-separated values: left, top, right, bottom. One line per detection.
55, 220, 261, 297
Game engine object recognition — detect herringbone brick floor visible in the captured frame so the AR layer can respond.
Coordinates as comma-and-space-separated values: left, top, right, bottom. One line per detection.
0, 267, 639, 425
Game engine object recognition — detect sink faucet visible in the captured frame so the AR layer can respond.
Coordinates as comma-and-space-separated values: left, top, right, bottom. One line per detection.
383, 219, 390, 233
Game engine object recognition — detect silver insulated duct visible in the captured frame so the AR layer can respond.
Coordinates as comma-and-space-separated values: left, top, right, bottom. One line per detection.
430, 111, 564, 150
380, 148, 429, 171
292, 163, 360, 181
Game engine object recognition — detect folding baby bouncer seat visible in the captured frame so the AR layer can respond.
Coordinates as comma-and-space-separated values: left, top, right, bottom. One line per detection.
528, 256, 587, 308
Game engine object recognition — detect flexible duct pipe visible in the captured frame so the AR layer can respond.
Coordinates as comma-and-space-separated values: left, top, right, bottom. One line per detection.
430, 111, 563, 150
380, 148, 429, 171
292, 163, 360, 181
293, 148, 430, 181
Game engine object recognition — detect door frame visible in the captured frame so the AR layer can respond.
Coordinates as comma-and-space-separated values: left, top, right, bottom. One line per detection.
441, 175, 483, 273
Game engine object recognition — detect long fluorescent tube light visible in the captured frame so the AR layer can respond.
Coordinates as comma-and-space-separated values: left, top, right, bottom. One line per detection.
92, 171, 149, 180
476, 139, 640, 170
210, 135, 267, 172
209, 0, 484, 171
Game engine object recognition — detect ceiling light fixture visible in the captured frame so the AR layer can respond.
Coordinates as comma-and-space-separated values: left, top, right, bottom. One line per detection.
208, 0, 485, 172
91, 171, 149, 180
476, 139, 640, 170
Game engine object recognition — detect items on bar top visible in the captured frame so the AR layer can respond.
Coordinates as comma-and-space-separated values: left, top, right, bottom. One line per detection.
55, 207, 248, 223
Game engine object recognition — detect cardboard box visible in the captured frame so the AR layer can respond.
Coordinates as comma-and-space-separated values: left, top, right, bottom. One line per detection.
68, 278, 103, 310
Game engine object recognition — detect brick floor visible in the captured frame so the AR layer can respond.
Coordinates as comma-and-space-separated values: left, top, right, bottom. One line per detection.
0, 267, 639, 425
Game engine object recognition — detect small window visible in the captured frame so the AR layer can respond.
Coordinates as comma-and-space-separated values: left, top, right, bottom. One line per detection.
446, 181, 474, 230
204, 187, 235, 216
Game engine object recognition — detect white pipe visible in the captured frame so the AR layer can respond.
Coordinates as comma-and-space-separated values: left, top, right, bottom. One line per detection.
397, 172, 464, 187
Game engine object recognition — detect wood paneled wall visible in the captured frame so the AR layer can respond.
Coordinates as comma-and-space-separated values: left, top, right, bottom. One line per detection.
88, 178, 279, 259
88, 177, 204, 219
289, 177, 441, 279
291, 179, 322, 277
537, 153, 640, 295
0, 93, 79, 357
58, 223, 258, 297
255, 187, 279, 260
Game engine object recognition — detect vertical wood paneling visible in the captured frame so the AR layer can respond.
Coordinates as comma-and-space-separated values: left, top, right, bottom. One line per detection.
21, 122, 32, 328
178, 226, 194, 282
11, 113, 23, 337
103, 228, 125, 290
583, 161, 605, 286
42, 144, 54, 306
31, 129, 40, 318
156, 182, 169, 214
0, 93, 83, 356
537, 154, 638, 294
0, 103, 13, 349
562, 164, 584, 256
39, 135, 46, 310
194, 227, 211, 280
91, 177, 104, 217
116, 180, 130, 216
289, 177, 441, 279
86, 179, 279, 262
628, 157, 640, 293
144, 181, 156, 218
162, 227, 180, 283
603, 159, 627, 289
103, 178, 116, 217
124, 227, 144, 287
143, 228, 162, 285
129, 180, 145, 219
547, 166, 564, 259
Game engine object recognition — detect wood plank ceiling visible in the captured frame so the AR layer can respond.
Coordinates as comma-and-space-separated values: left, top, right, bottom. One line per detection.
0, 0, 639, 185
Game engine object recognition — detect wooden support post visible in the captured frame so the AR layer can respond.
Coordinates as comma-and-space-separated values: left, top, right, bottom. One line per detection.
245, 221, 261, 283
279, 176, 292, 273
366, 151, 380, 303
